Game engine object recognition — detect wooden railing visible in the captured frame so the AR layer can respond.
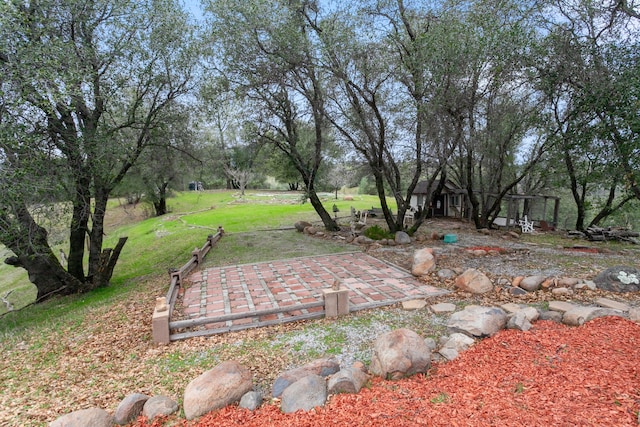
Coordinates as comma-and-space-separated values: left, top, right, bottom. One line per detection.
152, 227, 224, 344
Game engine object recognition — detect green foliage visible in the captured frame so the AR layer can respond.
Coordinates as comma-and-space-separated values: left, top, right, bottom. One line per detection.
358, 176, 377, 195
430, 392, 450, 404
364, 225, 394, 241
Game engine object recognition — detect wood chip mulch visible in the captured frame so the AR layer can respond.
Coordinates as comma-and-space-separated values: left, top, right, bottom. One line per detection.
134, 316, 640, 427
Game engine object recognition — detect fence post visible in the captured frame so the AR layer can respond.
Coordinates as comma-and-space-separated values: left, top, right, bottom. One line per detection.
322, 279, 349, 318
192, 247, 202, 265
152, 297, 170, 345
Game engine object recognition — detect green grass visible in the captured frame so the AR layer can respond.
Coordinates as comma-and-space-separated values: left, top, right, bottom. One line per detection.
0, 190, 390, 334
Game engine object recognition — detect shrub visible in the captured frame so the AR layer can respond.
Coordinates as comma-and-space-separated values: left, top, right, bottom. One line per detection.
364, 225, 394, 240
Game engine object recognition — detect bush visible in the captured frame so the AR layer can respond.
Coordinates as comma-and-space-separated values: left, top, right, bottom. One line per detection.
363, 225, 394, 240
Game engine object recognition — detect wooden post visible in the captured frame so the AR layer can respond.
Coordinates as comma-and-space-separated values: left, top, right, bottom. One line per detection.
192, 247, 202, 265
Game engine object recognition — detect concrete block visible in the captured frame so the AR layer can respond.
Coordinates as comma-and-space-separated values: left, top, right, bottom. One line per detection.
323, 288, 349, 318
152, 297, 170, 345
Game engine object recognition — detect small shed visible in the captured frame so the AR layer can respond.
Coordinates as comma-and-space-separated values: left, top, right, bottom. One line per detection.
410, 180, 468, 218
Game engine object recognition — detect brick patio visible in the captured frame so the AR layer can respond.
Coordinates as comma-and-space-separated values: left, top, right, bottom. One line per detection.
174, 252, 449, 338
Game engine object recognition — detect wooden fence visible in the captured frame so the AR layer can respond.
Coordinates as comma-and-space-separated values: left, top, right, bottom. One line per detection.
152, 227, 224, 344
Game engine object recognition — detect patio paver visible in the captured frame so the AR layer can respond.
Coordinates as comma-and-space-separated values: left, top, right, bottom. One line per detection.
176, 252, 449, 337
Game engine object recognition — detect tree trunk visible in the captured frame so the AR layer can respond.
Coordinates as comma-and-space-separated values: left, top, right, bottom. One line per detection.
2, 205, 84, 301
68, 176, 92, 281
88, 188, 110, 280
154, 197, 167, 216
307, 189, 339, 231
5, 254, 84, 301
154, 182, 169, 216
92, 237, 128, 288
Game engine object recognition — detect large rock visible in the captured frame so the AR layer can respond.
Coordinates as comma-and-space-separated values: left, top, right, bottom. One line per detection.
593, 266, 640, 293
454, 269, 493, 294
142, 396, 179, 421
447, 305, 507, 337
183, 361, 253, 420
411, 248, 436, 276
239, 391, 263, 411
395, 231, 411, 245
327, 366, 369, 394
438, 333, 475, 361
280, 374, 328, 413
369, 328, 431, 380
519, 275, 546, 292
506, 311, 532, 331
272, 357, 340, 398
114, 393, 149, 425
294, 221, 312, 232
562, 306, 627, 326
49, 408, 112, 427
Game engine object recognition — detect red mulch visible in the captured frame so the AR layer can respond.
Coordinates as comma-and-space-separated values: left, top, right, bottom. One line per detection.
135, 317, 640, 427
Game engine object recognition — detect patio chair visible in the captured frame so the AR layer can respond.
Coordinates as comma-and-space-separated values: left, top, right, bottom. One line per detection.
518, 215, 534, 233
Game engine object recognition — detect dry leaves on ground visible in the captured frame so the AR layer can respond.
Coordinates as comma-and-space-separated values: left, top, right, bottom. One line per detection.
134, 316, 640, 427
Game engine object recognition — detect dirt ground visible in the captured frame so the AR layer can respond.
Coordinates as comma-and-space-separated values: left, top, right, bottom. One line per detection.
363, 217, 640, 306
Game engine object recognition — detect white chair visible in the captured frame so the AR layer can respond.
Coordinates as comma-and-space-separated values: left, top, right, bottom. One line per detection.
403, 210, 414, 227
358, 210, 368, 226
518, 215, 534, 233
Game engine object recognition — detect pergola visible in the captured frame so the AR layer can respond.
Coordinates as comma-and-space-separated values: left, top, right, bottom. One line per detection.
502, 194, 560, 231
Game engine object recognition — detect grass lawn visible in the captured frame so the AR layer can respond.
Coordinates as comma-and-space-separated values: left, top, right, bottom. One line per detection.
0, 189, 387, 324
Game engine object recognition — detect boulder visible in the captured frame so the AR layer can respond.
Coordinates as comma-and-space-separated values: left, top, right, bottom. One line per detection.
327, 366, 369, 394
239, 391, 263, 411
437, 269, 456, 280
280, 374, 327, 413
49, 408, 112, 427
424, 337, 437, 352
395, 231, 412, 245
303, 226, 317, 235
114, 393, 150, 425
519, 275, 546, 292
562, 307, 627, 326
294, 221, 312, 232
516, 306, 540, 322
447, 305, 507, 337
369, 328, 431, 380
558, 277, 579, 287
500, 303, 524, 314
548, 301, 577, 313
629, 307, 640, 323
506, 311, 532, 331
183, 360, 253, 420
593, 266, 640, 293
454, 269, 493, 294
508, 287, 528, 296
538, 310, 563, 323
355, 235, 375, 245
438, 333, 475, 361
411, 248, 436, 276
272, 357, 340, 398
142, 396, 179, 421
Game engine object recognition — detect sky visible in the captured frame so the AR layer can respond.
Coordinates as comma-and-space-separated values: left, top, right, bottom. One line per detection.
182, 0, 205, 22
